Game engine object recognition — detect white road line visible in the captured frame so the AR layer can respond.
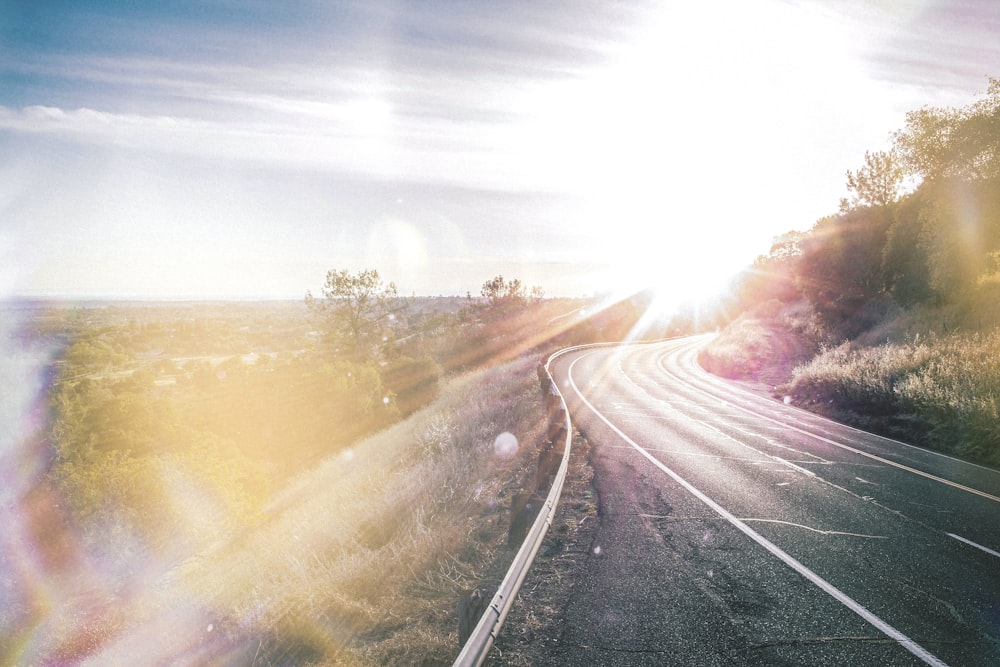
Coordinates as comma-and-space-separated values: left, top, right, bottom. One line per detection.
657, 347, 1000, 505
567, 353, 950, 667
615, 356, 820, 479
947, 533, 1000, 559
771, 456, 817, 477
676, 337, 1000, 477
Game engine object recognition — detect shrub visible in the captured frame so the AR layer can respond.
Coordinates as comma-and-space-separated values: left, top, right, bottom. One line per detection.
782, 331, 1000, 466
699, 300, 821, 386
42, 353, 548, 665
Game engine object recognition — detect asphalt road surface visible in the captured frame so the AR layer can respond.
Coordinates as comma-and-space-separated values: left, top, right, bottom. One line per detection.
533, 336, 1000, 666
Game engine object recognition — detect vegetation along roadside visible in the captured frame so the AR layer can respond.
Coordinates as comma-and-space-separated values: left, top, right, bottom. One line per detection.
701, 78, 1000, 469
5, 271, 681, 665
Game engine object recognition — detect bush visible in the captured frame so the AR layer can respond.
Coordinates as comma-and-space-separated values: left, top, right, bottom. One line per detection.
782, 331, 1000, 466
382, 355, 443, 416
698, 300, 821, 386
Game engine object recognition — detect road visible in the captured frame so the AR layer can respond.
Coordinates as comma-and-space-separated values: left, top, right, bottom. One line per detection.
525, 336, 1000, 666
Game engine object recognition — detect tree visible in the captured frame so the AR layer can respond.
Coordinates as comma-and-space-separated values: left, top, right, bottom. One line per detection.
305, 268, 405, 361
881, 192, 934, 306
893, 77, 1000, 182
916, 176, 1000, 299
732, 231, 804, 308
479, 275, 542, 305
889, 80, 1000, 298
841, 150, 904, 211
796, 209, 893, 336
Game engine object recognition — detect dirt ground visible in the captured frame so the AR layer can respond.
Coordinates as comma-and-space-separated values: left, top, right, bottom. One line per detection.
486, 431, 600, 666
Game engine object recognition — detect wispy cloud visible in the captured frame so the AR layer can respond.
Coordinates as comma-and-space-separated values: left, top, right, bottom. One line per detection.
849, 0, 1000, 100
0, 1, 638, 196
2, 0, 998, 299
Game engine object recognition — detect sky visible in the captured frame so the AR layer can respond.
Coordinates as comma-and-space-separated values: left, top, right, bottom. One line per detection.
2, 0, 999, 303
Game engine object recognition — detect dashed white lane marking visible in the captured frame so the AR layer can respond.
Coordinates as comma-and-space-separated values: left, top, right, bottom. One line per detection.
660, 345, 1000, 505
771, 456, 817, 477
947, 533, 1000, 559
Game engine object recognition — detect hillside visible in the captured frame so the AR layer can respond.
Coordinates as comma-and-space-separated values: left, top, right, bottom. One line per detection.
700, 80, 1000, 469
6, 281, 683, 664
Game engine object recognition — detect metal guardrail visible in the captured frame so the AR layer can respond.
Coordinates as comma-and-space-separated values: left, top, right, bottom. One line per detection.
451, 346, 578, 667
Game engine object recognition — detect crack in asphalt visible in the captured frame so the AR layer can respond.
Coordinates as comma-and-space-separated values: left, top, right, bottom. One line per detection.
891, 577, 966, 625
738, 518, 889, 539
734, 635, 901, 651
556, 642, 676, 654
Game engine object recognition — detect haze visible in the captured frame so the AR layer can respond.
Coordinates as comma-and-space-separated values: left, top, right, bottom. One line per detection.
2, 0, 998, 304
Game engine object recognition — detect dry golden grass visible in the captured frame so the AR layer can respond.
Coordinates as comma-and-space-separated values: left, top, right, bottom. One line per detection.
65, 353, 550, 665
698, 299, 820, 388
700, 295, 1000, 468
782, 330, 1000, 466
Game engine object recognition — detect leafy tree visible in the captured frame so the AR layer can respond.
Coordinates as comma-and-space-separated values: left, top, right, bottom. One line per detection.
481, 275, 543, 305
732, 231, 804, 308
884, 79, 1000, 300
881, 193, 934, 306
893, 77, 1000, 182
840, 150, 904, 211
306, 268, 406, 361
481, 275, 523, 304
917, 176, 1000, 298
796, 209, 893, 336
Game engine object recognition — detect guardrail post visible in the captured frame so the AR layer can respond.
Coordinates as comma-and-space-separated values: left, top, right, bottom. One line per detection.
457, 587, 490, 647
544, 406, 566, 442
534, 442, 563, 493
537, 362, 551, 396
507, 491, 543, 549
543, 383, 561, 414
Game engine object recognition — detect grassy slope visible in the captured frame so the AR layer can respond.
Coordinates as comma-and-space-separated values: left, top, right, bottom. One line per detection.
19, 354, 551, 666
700, 289, 1000, 469
11, 295, 650, 665
200, 353, 551, 665
698, 299, 822, 391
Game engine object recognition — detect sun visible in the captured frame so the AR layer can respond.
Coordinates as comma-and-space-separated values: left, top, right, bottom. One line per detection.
504, 1, 879, 310
595, 241, 738, 313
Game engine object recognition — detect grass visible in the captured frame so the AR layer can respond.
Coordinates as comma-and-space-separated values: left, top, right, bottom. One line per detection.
8, 353, 551, 665
193, 353, 549, 664
701, 295, 1000, 469
781, 330, 1000, 467
698, 299, 821, 389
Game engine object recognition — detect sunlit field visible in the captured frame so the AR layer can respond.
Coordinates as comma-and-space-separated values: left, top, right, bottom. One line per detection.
1, 290, 677, 665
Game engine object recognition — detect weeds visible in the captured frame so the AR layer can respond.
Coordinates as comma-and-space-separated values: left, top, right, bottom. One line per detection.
699, 299, 822, 387
53, 353, 550, 665
781, 330, 1000, 466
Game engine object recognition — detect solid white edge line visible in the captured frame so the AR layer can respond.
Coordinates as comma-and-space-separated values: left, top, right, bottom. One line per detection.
566, 351, 950, 667
947, 533, 1000, 559
660, 341, 1000, 505
684, 335, 1000, 476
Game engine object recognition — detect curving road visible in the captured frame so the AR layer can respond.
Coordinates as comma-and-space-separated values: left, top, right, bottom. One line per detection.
538, 336, 1000, 666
